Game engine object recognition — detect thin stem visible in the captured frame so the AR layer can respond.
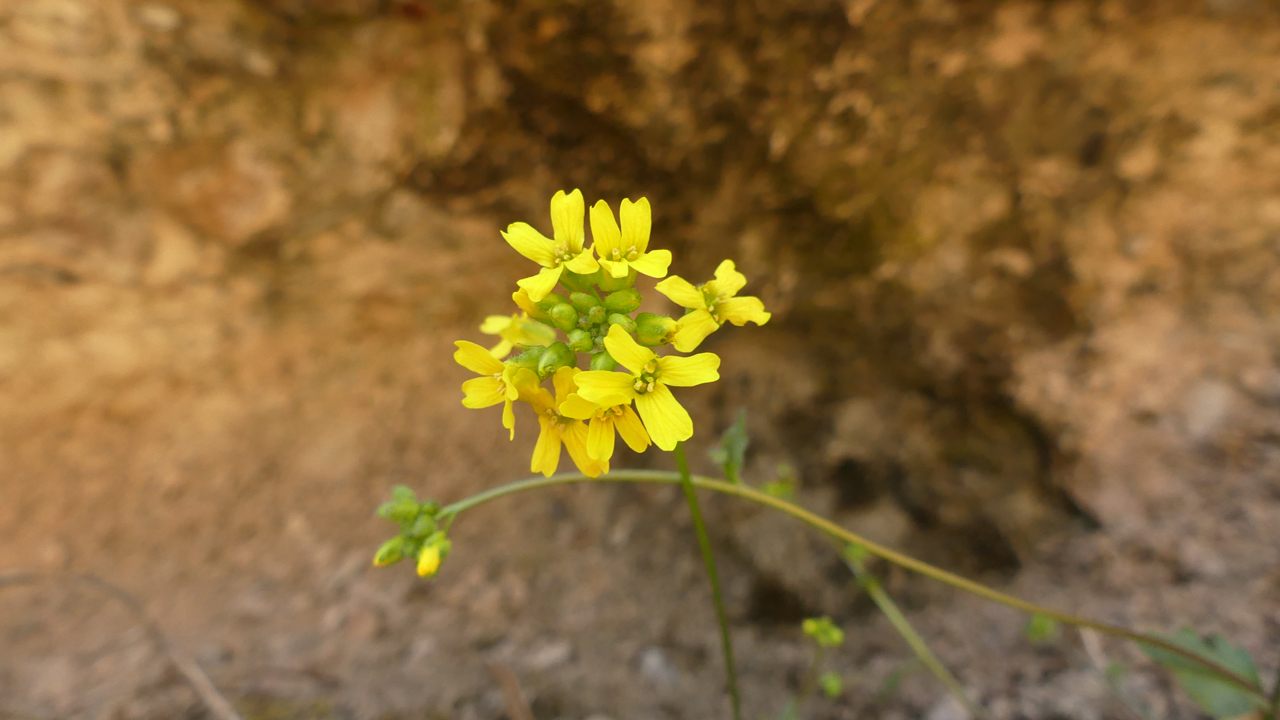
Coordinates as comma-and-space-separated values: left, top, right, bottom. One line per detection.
675, 442, 742, 720
795, 646, 827, 708
846, 552, 991, 720
439, 471, 1267, 703
1269, 661, 1279, 720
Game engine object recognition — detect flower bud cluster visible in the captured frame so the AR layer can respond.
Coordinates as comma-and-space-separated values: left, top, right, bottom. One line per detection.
373, 486, 451, 577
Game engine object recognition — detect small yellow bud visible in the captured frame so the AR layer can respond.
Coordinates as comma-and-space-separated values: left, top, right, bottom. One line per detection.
417, 544, 442, 577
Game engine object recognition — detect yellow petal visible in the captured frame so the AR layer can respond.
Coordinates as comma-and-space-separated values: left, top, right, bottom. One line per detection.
520, 383, 556, 414
658, 352, 720, 387
551, 189, 586, 252
718, 296, 771, 326
654, 275, 705, 310
710, 259, 747, 297
481, 315, 513, 334
562, 421, 602, 477
564, 249, 600, 275
512, 289, 545, 319
516, 265, 564, 302
615, 405, 652, 453
598, 257, 631, 279
552, 366, 580, 405
629, 249, 670, 278
455, 340, 506, 375
505, 367, 538, 401
559, 393, 599, 420
531, 417, 562, 477
502, 317, 556, 347
619, 197, 651, 254
502, 223, 556, 267
574, 370, 638, 405
602, 323, 655, 373
634, 384, 693, 451
488, 339, 514, 359
586, 416, 615, 462
461, 376, 505, 408
589, 199, 622, 256
503, 398, 516, 440
671, 310, 720, 353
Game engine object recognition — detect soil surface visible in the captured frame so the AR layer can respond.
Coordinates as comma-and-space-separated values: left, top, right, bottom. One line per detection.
2, 1, 1279, 718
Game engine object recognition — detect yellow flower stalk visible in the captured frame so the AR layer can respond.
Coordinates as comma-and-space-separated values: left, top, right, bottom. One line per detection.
502, 189, 600, 302
655, 260, 771, 352
525, 367, 606, 478
454, 340, 538, 440
574, 324, 720, 451
589, 197, 672, 279
480, 312, 556, 358
560, 392, 651, 467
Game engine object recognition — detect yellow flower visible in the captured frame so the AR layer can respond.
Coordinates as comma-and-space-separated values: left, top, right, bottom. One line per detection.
524, 367, 606, 478
589, 197, 672, 280
574, 324, 720, 451
655, 260, 771, 352
454, 340, 538, 440
480, 312, 556, 358
502, 189, 601, 302
560, 392, 651, 468
416, 544, 441, 577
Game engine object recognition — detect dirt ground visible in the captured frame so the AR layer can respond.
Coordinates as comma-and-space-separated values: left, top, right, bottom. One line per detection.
2, 0, 1279, 718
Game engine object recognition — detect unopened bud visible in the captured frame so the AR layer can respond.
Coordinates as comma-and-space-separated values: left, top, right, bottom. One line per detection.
604, 289, 642, 314
549, 304, 579, 333
416, 544, 442, 577
598, 267, 637, 292
607, 313, 637, 334
507, 345, 546, 370
560, 269, 600, 292
586, 306, 607, 325
373, 536, 405, 567
567, 328, 594, 353
537, 341, 575, 377
635, 313, 677, 346
570, 292, 601, 314
590, 350, 619, 371
535, 292, 569, 314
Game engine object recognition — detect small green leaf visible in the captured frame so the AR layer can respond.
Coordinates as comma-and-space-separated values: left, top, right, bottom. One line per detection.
708, 409, 749, 482
1139, 628, 1265, 718
819, 672, 843, 699
1024, 614, 1059, 643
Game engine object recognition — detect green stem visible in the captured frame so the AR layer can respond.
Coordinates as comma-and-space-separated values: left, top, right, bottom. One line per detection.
847, 552, 991, 720
675, 443, 742, 720
439, 470, 1267, 703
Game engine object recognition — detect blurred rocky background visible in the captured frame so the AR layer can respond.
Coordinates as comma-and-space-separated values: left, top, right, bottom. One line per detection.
2, 0, 1279, 718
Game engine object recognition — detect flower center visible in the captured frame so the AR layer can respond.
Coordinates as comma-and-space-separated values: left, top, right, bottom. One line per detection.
700, 284, 728, 323
553, 242, 574, 264
625, 245, 639, 261
633, 362, 659, 394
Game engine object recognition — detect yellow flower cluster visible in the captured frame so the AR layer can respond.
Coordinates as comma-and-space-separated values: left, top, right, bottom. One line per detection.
455, 189, 770, 477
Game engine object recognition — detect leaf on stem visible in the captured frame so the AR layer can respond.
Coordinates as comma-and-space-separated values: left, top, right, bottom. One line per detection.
708, 408, 749, 482
1139, 629, 1266, 719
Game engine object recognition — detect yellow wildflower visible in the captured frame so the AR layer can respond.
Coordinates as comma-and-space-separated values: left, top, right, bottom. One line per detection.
502, 189, 600, 302
560, 392, 651, 468
480, 312, 556, 358
416, 544, 441, 577
454, 340, 538, 440
654, 260, 771, 352
574, 324, 720, 451
589, 197, 671, 280
525, 367, 606, 478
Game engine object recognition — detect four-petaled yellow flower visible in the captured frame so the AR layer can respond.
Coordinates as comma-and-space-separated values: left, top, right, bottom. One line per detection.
454, 340, 537, 440
655, 260, 771, 352
525, 367, 606, 478
480, 312, 556, 358
574, 325, 720, 451
589, 198, 671, 280
560, 393, 651, 469
502, 189, 600, 302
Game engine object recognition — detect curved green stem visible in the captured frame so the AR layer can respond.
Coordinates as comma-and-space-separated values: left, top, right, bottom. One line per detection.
440, 470, 1267, 703
674, 443, 741, 720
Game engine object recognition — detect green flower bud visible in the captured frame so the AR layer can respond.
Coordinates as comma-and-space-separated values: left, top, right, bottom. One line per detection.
567, 328, 594, 353
560, 268, 600, 292
598, 267, 637, 292
586, 306, 607, 326
408, 514, 436, 538
372, 536, 405, 567
607, 313, 637, 334
589, 350, 619, 371
378, 498, 419, 524
603, 289, 642, 314
507, 345, 546, 369
537, 341, 575, 377
535, 292, 568, 314
570, 292, 601, 314
549, 304, 579, 333
802, 617, 845, 648
635, 313, 677, 346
